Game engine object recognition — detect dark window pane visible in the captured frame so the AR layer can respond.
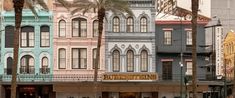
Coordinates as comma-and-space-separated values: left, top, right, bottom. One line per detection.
5, 26, 14, 48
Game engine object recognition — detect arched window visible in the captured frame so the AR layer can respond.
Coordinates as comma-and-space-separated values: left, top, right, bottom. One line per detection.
5, 26, 14, 48
41, 57, 49, 74
126, 17, 134, 32
40, 26, 50, 47
72, 18, 87, 37
20, 55, 34, 74
140, 50, 148, 72
93, 20, 98, 37
113, 16, 120, 32
140, 17, 147, 32
59, 48, 66, 69
113, 50, 120, 72
126, 50, 134, 72
59, 20, 66, 37
21, 26, 34, 47
6, 57, 13, 75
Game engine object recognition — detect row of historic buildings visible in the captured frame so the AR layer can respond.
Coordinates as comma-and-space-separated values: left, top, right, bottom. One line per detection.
0, 0, 230, 98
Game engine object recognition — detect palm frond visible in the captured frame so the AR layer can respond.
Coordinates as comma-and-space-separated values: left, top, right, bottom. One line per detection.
57, 0, 71, 10
73, 0, 92, 4
70, 0, 97, 14
104, 0, 133, 16
25, 0, 38, 17
36, 0, 49, 11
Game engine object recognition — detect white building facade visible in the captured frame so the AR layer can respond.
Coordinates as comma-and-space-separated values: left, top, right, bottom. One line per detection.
103, 0, 157, 97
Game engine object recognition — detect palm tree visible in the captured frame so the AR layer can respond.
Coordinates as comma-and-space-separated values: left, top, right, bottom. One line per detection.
191, 0, 199, 98
57, 0, 133, 83
4, 0, 48, 98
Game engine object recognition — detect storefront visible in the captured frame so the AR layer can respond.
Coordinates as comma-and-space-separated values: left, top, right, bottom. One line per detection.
2, 84, 54, 98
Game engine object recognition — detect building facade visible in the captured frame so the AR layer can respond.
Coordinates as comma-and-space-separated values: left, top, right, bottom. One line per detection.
223, 31, 235, 80
103, 0, 157, 97
52, 0, 106, 98
156, 18, 211, 98
0, 1, 54, 98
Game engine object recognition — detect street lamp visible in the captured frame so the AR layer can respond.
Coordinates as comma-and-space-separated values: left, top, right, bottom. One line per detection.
180, 61, 183, 98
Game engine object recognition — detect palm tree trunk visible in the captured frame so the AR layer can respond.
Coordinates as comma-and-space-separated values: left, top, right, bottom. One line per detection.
191, 0, 199, 98
11, 0, 24, 98
93, 8, 105, 95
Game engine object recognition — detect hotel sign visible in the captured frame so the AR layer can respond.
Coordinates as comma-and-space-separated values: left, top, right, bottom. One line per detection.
102, 73, 158, 81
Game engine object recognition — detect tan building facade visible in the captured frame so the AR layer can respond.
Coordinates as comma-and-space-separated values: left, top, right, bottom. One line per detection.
223, 31, 235, 80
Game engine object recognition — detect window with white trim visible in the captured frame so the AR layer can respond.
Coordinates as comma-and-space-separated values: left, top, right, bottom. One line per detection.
93, 20, 98, 37
59, 20, 66, 37
140, 17, 147, 32
127, 50, 134, 72
164, 31, 172, 45
72, 18, 87, 37
21, 26, 34, 47
186, 61, 192, 75
140, 50, 148, 72
40, 26, 50, 47
113, 50, 120, 72
126, 17, 134, 32
72, 48, 87, 69
113, 16, 120, 32
186, 30, 192, 45
59, 48, 66, 69
93, 48, 100, 69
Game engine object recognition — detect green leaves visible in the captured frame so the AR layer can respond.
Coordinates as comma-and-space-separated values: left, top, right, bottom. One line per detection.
58, 0, 133, 17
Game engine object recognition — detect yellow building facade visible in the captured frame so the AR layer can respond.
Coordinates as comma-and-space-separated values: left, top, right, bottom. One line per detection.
223, 31, 235, 80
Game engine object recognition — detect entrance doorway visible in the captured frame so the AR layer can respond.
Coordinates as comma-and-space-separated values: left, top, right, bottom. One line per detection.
120, 92, 138, 98
19, 86, 36, 98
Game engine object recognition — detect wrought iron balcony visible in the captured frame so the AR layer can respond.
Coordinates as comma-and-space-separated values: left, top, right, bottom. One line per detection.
4, 68, 12, 75
40, 67, 50, 74
158, 74, 209, 82
20, 66, 35, 74
52, 74, 102, 82
0, 74, 102, 83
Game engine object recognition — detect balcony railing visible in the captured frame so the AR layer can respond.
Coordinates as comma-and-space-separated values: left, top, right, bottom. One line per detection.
0, 74, 102, 82
0, 73, 223, 83
158, 74, 210, 82
20, 66, 35, 74
40, 67, 50, 74
4, 68, 12, 75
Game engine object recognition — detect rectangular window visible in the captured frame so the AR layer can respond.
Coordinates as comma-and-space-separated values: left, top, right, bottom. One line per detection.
72, 48, 87, 69
80, 20, 87, 37
28, 32, 34, 47
186, 31, 192, 45
41, 32, 50, 47
59, 49, 66, 69
164, 31, 172, 45
72, 18, 87, 37
72, 20, 79, 37
93, 49, 100, 69
21, 32, 27, 47
93, 21, 99, 37
162, 61, 172, 80
186, 61, 192, 75
5, 26, 15, 48
21, 26, 35, 48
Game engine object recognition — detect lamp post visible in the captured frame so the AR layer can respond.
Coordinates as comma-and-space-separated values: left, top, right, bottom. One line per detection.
180, 60, 183, 98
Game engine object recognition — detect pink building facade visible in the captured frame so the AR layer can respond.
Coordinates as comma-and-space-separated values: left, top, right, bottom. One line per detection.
52, 1, 105, 97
